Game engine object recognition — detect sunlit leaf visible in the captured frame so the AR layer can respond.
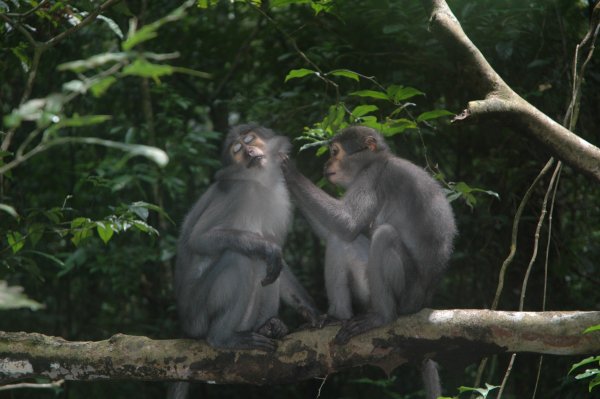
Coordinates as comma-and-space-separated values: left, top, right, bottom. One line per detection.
284, 68, 317, 82
416, 109, 454, 122
96, 222, 115, 244
122, 59, 174, 79
66, 138, 169, 167
124, 0, 194, 50
387, 85, 424, 102
329, 69, 360, 81
0, 203, 18, 218
351, 105, 378, 118
7, 231, 25, 253
97, 15, 124, 39
350, 90, 389, 100
57, 52, 129, 72
570, 356, 600, 375
90, 76, 118, 97
0, 281, 45, 311
584, 325, 600, 334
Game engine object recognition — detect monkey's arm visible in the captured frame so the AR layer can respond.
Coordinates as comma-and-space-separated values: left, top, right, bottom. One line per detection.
282, 163, 375, 242
279, 262, 320, 326
186, 227, 283, 286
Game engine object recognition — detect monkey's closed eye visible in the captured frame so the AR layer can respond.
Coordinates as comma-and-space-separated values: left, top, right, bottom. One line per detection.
232, 143, 242, 153
243, 135, 255, 144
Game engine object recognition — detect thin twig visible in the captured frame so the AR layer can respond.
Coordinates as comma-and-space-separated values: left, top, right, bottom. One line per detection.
0, 379, 64, 391
315, 375, 328, 399
41, 0, 123, 50
5, 0, 50, 18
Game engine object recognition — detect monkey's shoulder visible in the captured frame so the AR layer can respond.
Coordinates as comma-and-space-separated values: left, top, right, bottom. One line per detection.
383, 156, 441, 191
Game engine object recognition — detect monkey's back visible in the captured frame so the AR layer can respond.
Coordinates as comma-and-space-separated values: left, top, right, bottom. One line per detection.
376, 156, 457, 269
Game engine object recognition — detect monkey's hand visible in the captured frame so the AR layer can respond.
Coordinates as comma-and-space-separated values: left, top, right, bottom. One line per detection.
257, 317, 289, 339
278, 152, 298, 178
261, 244, 284, 286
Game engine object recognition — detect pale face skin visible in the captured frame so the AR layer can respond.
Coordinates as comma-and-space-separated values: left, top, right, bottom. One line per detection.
230, 131, 267, 168
323, 142, 348, 187
324, 137, 377, 188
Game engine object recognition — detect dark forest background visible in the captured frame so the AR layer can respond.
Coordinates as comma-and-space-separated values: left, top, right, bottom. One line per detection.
1, 0, 599, 398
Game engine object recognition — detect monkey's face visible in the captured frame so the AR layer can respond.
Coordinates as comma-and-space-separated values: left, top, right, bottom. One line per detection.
324, 142, 352, 188
324, 136, 378, 188
229, 131, 268, 168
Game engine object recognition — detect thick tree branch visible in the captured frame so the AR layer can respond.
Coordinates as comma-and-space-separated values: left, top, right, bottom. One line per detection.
421, 0, 600, 182
0, 310, 598, 384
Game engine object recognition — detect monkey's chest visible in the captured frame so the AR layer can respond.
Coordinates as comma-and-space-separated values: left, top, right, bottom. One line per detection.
234, 184, 291, 242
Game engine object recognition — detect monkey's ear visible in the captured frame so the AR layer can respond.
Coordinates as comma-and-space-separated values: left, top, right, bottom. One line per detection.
365, 136, 377, 152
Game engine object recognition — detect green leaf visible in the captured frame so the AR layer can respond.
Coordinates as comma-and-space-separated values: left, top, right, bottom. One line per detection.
387, 85, 424, 102
124, 0, 194, 50
25, 250, 65, 268
584, 324, 600, 334
132, 220, 159, 236
351, 105, 378, 118
129, 201, 174, 224
570, 356, 600, 375
65, 137, 169, 167
28, 224, 44, 246
284, 68, 317, 82
198, 0, 219, 9
71, 217, 93, 246
0, 203, 18, 218
90, 76, 118, 97
96, 222, 115, 244
97, 15, 124, 39
380, 120, 417, 137
315, 146, 328, 156
271, 0, 311, 6
458, 384, 499, 398
417, 109, 454, 122
56, 115, 112, 128
328, 69, 360, 81
57, 52, 129, 72
350, 90, 389, 100
7, 231, 25, 253
123, 26, 158, 51
0, 281, 45, 311
122, 59, 174, 79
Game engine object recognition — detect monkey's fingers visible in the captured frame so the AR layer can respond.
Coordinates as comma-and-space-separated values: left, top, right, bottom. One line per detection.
333, 313, 384, 345
244, 333, 278, 352
261, 258, 283, 286
318, 314, 342, 328
257, 317, 289, 339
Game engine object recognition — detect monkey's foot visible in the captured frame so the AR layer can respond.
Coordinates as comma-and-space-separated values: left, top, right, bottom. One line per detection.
333, 312, 386, 345
257, 317, 289, 339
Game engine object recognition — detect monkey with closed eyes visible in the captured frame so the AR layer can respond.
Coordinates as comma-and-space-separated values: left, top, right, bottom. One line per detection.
174, 124, 320, 352
281, 126, 457, 399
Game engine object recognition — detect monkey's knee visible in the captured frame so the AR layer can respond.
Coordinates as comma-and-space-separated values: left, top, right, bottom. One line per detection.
370, 224, 400, 249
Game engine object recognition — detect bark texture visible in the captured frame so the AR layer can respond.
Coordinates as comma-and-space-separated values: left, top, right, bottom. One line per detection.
421, 0, 600, 181
1, 309, 598, 384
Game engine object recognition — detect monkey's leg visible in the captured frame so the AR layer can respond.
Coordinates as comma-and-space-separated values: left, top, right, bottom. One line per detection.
324, 236, 356, 321
279, 262, 321, 327
205, 254, 278, 351
334, 224, 403, 344
421, 358, 442, 399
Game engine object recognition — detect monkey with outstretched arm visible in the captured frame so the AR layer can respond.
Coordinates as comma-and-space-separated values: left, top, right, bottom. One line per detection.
281, 126, 457, 399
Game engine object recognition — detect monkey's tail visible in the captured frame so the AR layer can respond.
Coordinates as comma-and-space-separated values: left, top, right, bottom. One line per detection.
167, 382, 190, 399
421, 359, 442, 399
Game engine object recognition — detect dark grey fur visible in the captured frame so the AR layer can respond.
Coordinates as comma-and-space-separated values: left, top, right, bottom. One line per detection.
174, 124, 319, 351
282, 126, 456, 399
